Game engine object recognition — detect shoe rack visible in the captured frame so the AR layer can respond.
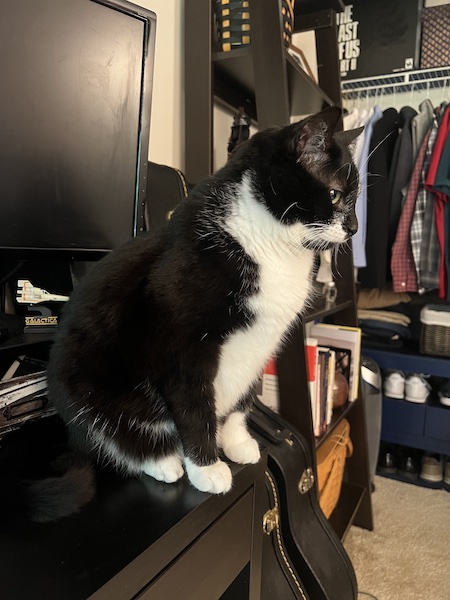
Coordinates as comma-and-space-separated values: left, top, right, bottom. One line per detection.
184, 0, 373, 540
363, 347, 450, 490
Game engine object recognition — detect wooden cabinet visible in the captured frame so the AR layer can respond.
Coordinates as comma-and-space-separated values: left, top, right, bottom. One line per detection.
0, 433, 266, 600
184, 0, 373, 540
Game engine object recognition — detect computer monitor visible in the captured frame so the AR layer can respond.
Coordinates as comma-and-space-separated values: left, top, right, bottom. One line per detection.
0, 0, 156, 259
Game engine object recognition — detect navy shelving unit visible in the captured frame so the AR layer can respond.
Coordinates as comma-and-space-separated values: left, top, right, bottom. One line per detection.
363, 347, 450, 489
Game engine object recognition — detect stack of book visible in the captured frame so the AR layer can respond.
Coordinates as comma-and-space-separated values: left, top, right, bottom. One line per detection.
306, 323, 361, 438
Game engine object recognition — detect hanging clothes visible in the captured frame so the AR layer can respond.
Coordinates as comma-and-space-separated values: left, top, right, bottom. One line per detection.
425, 105, 450, 300
358, 108, 399, 289
344, 106, 383, 269
429, 123, 450, 300
413, 122, 439, 291
391, 130, 431, 292
387, 106, 418, 253
411, 99, 435, 162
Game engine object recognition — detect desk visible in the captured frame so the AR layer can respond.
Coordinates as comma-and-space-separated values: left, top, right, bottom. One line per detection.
0, 418, 266, 600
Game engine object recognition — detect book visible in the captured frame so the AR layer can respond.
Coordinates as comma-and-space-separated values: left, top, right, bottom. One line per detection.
305, 337, 319, 422
309, 323, 362, 402
256, 356, 279, 412
326, 349, 336, 426
316, 346, 331, 436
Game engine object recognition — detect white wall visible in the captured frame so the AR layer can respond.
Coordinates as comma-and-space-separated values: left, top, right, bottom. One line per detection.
136, 0, 184, 170
134, 1, 241, 172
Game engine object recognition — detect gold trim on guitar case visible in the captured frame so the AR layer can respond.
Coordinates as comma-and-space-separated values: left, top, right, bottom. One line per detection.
264, 470, 308, 600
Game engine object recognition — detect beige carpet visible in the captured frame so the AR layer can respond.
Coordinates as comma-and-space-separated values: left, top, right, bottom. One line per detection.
344, 475, 450, 600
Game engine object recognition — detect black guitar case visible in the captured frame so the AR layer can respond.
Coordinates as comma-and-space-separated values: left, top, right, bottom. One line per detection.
248, 399, 358, 600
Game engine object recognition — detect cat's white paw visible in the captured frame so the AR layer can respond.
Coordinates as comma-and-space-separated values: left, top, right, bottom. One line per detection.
223, 437, 261, 464
142, 454, 184, 483
218, 411, 261, 465
185, 458, 232, 494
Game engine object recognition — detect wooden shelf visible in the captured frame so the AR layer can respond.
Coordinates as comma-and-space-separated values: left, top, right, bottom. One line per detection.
294, 0, 344, 24
315, 399, 356, 450
329, 482, 365, 541
185, 0, 373, 542
303, 299, 354, 323
362, 346, 450, 378
213, 47, 332, 121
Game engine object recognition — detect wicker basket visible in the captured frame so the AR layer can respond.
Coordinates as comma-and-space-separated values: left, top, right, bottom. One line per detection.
316, 419, 353, 519
213, 0, 295, 52
420, 304, 450, 357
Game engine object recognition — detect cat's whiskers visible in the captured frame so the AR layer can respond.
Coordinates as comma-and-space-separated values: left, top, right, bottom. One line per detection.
280, 201, 298, 223
357, 129, 396, 175
111, 412, 124, 437
67, 404, 93, 425
333, 162, 351, 179
331, 245, 343, 278
269, 176, 277, 195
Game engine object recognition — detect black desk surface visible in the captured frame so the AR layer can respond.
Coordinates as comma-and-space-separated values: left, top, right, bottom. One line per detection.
0, 418, 260, 600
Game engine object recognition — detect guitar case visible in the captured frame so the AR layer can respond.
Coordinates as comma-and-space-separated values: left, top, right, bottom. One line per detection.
248, 399, 358, 600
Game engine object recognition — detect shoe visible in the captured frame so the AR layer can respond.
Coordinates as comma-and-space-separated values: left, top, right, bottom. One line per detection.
444, 458, 450, 486
383, 371, 405, 399
377, 442, 397, 475
439, 380, 450, 407
420, 454, 443, 482
397, 447, 421, 481
404, 374, 430, 404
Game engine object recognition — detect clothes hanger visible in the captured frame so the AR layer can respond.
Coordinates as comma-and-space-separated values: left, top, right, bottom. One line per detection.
441, 77, 449, 104
408, 81, 416, 108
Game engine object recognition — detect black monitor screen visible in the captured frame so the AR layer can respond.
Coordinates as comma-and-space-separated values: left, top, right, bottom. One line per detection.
0, 0, 156, 257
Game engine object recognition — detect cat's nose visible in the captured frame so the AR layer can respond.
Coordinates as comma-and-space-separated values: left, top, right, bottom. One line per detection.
345, 216, 358, 237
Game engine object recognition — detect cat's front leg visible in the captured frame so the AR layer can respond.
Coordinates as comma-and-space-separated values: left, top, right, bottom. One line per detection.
217, 410, 261, 465
170, 381, 232, 494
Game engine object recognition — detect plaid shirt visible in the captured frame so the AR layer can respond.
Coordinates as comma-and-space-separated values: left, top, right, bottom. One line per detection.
391, 131, 431, 292
410, 124, 439, 291
425, 106, 450, 299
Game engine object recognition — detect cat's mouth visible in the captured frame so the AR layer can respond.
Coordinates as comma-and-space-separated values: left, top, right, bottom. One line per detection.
301, 219, 352, 252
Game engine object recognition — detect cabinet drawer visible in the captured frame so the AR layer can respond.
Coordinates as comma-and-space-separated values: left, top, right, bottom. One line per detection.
137, 490, 253, 600
424, 405, 450, 443
382, 398, 426, 436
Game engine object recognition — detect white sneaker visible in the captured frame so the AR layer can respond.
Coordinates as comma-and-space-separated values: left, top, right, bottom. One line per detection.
420, 454, 443, 482
404, 374, 430, 404
383, 371, 405, 399
444, 457, 450, 486
439, 380, 450, 407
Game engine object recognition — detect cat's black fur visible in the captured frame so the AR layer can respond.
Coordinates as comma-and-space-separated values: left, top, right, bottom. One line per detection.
2, 107, 362, 521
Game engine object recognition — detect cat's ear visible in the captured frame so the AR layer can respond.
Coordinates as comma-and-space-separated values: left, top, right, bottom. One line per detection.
295, 106, 342, 164
333, 126, 364, 148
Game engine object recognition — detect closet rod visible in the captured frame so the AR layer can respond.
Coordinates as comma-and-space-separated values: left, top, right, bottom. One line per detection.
342, 66, 450, 98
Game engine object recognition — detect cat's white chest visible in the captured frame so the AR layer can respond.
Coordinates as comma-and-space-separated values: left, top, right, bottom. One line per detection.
213, 174, 315, 417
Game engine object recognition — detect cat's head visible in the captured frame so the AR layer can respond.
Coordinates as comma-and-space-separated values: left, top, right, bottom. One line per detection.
230, 106, 363, 252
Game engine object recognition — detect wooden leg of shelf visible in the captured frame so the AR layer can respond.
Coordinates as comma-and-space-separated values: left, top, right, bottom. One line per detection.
346, 396, 374, 531
184, 0, 214, 182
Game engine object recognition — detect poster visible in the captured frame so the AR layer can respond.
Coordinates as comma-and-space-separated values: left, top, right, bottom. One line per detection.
338, 1, 422, 80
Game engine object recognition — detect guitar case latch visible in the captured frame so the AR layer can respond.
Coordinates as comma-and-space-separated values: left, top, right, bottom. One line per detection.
262, 507, 279, 535
298, 468, 315, 494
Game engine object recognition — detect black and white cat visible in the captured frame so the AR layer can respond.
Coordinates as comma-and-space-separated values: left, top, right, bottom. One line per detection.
43, 106, 361, 502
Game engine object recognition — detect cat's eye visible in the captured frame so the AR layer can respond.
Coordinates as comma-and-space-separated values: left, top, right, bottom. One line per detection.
329, 189, 344, 205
